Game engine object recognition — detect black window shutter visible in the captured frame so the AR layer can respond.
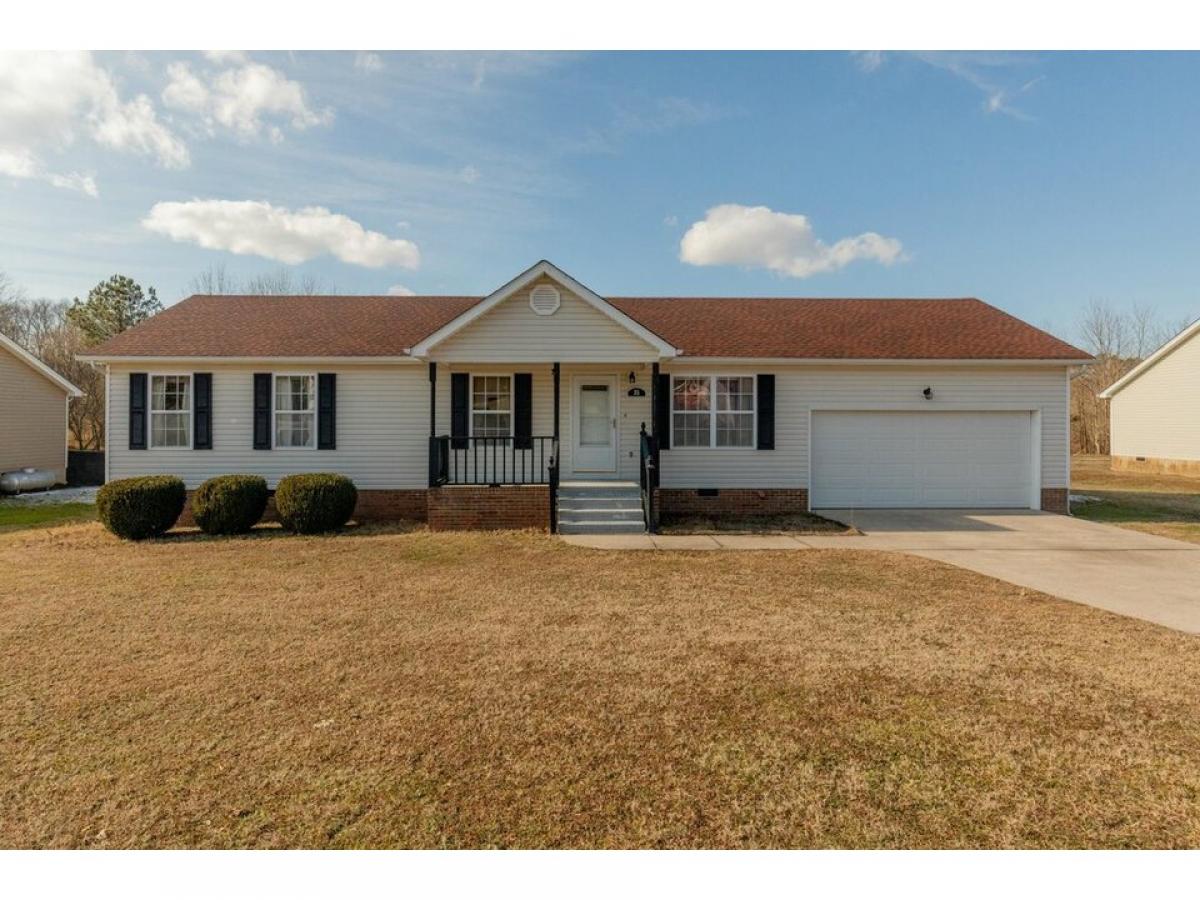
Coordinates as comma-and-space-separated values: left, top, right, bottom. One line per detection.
253, 373, 272, 450
193, 373, 213, 449
129, 372, 147, 450
756, 373, 775, 450
655, 372, 671, 450
513, 373, 532, 450
318, 373, 336, 450
450, 373, 469, 449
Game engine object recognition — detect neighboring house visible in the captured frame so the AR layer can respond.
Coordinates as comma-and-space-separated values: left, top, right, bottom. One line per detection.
79, 260, 1091, 532
1, 332, 83, 485
1099, 318, 1200, 476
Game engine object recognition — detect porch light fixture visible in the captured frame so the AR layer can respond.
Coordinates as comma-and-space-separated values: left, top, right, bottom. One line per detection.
628, 371, 637, 385
922, 386, 933, 400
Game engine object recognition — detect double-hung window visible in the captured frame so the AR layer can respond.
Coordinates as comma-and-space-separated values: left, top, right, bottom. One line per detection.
275, 374, 316, 448
150, 374, 191, 448
471, 375, 512, 438
671, 375, 755, 448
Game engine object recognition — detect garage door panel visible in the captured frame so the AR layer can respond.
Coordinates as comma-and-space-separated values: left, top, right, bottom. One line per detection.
811, 411, 1033, 509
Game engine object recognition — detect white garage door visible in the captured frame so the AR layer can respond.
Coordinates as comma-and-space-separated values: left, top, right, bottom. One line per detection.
811, 411, 1034, 509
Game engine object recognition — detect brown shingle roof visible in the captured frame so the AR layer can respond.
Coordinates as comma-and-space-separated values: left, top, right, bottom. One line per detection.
89, 293, 1091, 361
90, 294, 481, 357
609, 297, 1091, 360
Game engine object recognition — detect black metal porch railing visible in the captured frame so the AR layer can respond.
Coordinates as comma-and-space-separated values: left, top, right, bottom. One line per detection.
639, 423, 658, 533
429, 435, 558, 487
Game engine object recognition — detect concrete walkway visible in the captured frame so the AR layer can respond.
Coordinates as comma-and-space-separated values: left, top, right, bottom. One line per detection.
562, 509, 1200, 634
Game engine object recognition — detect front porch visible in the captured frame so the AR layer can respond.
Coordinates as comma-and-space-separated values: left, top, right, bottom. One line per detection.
425, 361, 663, 533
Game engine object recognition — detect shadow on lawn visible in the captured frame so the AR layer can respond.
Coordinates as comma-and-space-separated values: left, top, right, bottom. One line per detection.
157, 520, 426, 544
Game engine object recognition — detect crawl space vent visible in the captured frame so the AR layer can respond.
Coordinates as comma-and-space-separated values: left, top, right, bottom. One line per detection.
529, 284, 561, 316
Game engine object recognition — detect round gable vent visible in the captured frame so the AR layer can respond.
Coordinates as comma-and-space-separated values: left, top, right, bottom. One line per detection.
529, 284, 561, 316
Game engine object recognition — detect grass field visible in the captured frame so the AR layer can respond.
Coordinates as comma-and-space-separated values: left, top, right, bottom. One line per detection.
0, 502, 96, 532
3, 521, 1200, 848
1072, 455, 1200, 544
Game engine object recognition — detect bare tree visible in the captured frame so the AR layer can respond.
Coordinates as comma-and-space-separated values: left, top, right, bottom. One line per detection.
1071, 300, 1197, 456
41, 325, 105, 449
0, 272, 105, 449
242, 268, 329, 295
188, 265, 332, 296
189, 262, 238, 295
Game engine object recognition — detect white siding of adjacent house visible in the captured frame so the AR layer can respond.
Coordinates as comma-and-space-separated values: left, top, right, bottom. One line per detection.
106, 362, 429, 489
657, 364, 1070, 491
1110, 332, 1200, 461
430, 276, 661, 363
0, 345, 71, 481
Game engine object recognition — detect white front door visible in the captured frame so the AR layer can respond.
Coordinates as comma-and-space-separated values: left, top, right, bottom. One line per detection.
572, 376, 618, 473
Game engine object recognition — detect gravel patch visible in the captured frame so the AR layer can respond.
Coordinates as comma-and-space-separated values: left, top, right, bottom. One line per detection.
0, 486, 98, 506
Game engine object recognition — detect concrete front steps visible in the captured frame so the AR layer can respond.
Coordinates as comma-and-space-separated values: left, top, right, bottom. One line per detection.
557, 481, 646, 535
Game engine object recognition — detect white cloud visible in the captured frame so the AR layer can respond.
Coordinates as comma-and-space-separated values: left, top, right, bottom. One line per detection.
142, 199, 421, 269
90, 92, 190, 168
162, 58, 332, 139
853, 51, 885, 73
203, 50, 247, 64
162, 61, 210, 113
663, 214, 678, 228
679, 204, 903, 279
859, 51, 1043, 120
46, 170, 99, 197
0, 51, 187, 194
354, 52, 383, 73
459, 164, 480, 184
387, 284, 415, 296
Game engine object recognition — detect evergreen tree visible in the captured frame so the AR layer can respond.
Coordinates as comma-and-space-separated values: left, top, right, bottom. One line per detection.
67, 274, 162, 344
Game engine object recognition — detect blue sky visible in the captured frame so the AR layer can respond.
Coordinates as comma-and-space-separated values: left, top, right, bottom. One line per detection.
2, 50, 1198, 340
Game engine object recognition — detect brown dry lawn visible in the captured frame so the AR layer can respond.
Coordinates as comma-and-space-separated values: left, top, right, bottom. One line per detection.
1072, 454, 1200, 544
3, 521, 1200, 849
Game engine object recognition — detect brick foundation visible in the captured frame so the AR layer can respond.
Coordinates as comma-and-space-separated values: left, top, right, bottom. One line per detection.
655, 488, 809, 521
1040, 488, 1069, 515
427, 485, 550, 531
1112, 455, 1200, 479
178, 488, 428, 527
351, 490, 428, 523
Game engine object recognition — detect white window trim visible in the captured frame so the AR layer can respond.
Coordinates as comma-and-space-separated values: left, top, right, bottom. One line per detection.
148, 372, 193, 450
272, 372, 318, 450
467, 372, 514, 439
669, 374, 758, 451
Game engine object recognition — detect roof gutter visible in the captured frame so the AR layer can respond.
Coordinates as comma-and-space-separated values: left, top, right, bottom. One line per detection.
76, 354, 422, 365
670, 356, 1093, 367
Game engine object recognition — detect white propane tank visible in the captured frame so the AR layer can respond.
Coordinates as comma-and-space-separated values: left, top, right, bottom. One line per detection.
0, 467, 57, 494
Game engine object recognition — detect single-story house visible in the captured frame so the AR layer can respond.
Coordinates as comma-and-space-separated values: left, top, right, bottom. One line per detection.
1099, 317, 1200, 476
80, 260, 1092, 532
1, 331, 83, 486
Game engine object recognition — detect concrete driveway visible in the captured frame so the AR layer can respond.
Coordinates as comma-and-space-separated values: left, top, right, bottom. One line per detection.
809, 509, 1200, 634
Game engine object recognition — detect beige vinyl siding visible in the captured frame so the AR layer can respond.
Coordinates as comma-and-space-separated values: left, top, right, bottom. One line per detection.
431, 277, 660, 363
659, 364, 1070, 490
1110, 332, 1200, 461
0, 345, 70, 481
107, 363, 428, 489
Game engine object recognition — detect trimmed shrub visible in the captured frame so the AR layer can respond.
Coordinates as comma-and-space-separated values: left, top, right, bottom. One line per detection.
97, 475, 186, 540
192, 474, 268, 535
275, 473, 358, 534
